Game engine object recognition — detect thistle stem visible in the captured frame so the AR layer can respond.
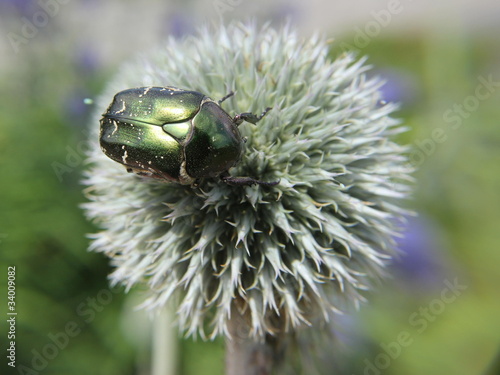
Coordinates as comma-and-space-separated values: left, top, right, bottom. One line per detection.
225, 302, 276, 375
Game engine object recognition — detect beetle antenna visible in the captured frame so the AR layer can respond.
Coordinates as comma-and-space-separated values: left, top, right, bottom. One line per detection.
218, 91, 235, 105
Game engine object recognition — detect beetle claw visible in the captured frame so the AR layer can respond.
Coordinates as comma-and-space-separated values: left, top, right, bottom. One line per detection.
234, 107, 272, 126
221, 175, 280, 187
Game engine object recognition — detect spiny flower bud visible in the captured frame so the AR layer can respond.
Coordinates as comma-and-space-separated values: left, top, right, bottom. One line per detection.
82, 22, 412, 340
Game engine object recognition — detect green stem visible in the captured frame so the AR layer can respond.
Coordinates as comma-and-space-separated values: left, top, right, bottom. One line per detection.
152, 307, 177, 375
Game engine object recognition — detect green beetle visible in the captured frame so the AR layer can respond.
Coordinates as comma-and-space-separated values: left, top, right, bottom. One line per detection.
100, 86, 278, 186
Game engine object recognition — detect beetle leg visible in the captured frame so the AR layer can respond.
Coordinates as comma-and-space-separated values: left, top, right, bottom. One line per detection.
221, 173, 279, 187
234, 107, 272, 125
218, 91, 235, 105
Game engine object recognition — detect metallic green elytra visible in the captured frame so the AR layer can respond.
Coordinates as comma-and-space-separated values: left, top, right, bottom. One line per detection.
99, 86, 278, 186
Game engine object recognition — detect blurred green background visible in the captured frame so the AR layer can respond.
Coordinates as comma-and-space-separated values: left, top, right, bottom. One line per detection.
0, 1, 499, 374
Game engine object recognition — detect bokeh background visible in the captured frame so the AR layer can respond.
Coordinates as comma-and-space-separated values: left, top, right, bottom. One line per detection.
1, 1, 499, 374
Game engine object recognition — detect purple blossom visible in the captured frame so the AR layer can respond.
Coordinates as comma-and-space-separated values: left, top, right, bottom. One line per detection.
393, 215, 450, 291
375, 68, 419, 105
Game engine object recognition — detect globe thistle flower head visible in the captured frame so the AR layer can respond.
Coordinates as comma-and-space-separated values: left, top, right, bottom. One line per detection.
82, 22, 412, 340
